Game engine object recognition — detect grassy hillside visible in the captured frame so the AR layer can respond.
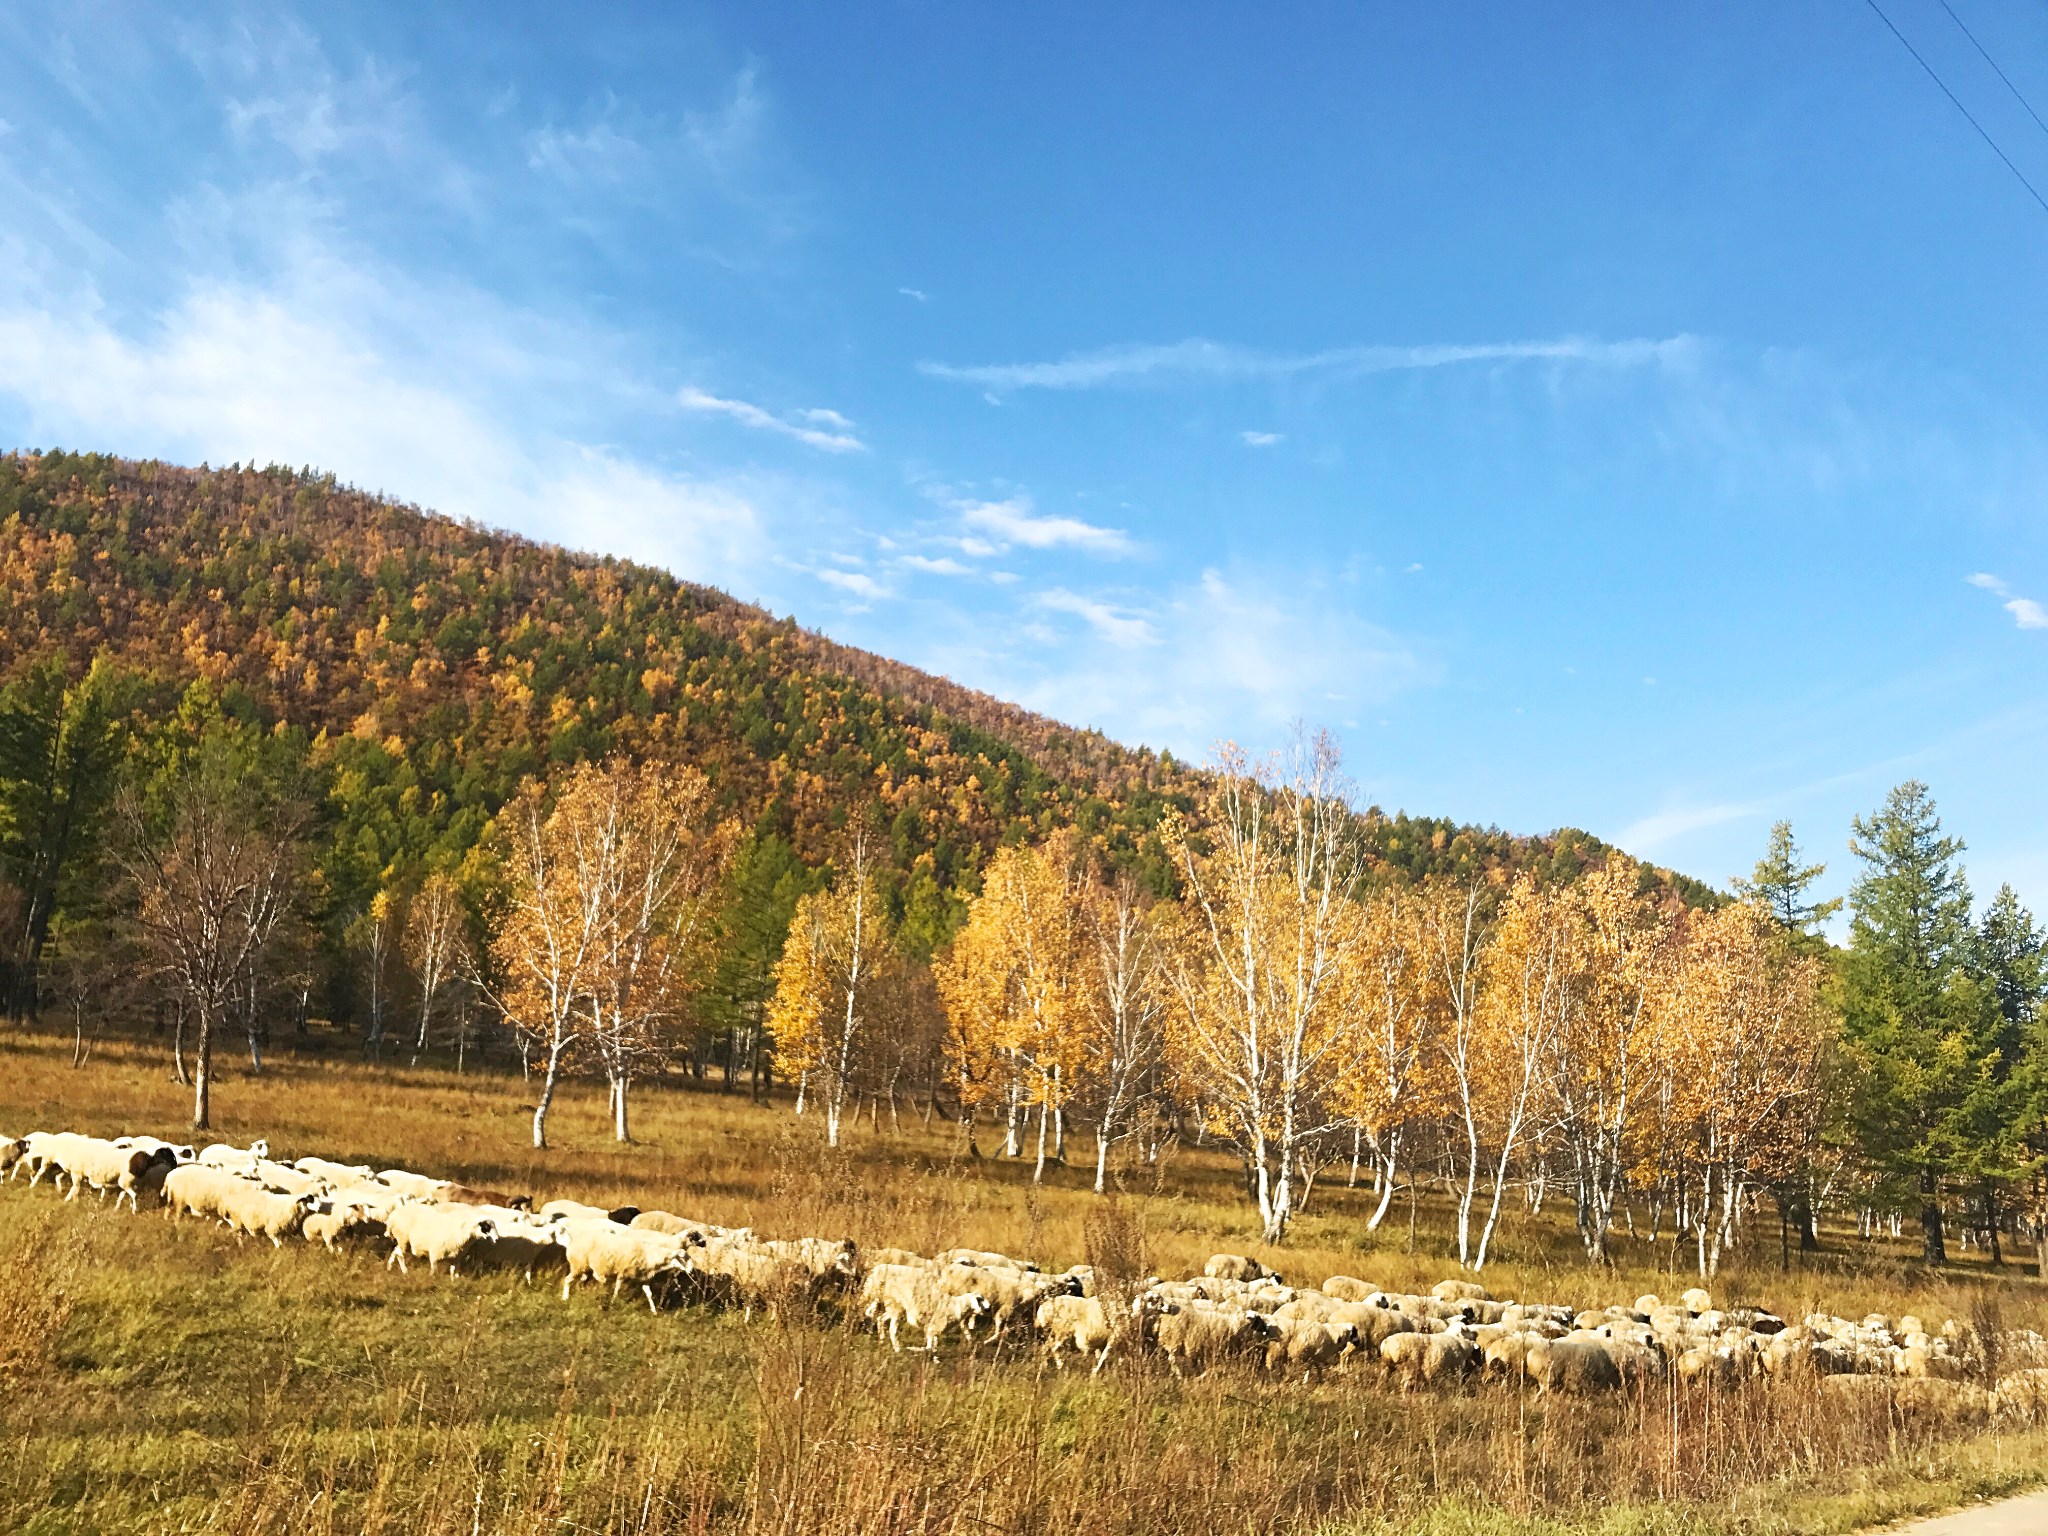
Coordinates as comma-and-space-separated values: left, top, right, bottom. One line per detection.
1, 1034, 2044, 1536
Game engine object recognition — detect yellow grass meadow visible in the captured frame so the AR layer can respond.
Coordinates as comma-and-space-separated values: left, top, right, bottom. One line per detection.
2, 1029, 2045, 1536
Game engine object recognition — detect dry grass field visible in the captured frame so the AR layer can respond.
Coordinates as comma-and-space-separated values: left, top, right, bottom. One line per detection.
2, 1030, 2046, 1536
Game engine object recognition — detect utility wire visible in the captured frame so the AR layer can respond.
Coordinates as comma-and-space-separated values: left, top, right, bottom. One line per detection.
1938, 0, 2048, 144
1864, 0, 2048, 219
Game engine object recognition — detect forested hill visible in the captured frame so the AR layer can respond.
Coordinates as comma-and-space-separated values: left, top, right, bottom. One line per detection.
0, 450, 1711, 950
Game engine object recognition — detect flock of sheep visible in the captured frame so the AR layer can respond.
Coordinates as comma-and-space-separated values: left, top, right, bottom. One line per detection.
5, 1126, 2048, 1422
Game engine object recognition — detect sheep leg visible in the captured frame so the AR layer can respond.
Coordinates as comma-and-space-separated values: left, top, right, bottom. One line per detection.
642, 1283, 658, 1316
1092, 1342, 1113, 1376
560, 1272, 575, 1302
611, 1276, 624, 1305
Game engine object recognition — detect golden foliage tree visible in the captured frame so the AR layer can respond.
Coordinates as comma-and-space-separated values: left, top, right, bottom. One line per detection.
1325, 887, 1436, 1230
1075, 875, 1173, 1193
937, 829, 1088, 1180
1164, 732, 1364, 1244
1651, 899, 1828, 1275
489, 758, 729, 1148
768, 813, 894, 1148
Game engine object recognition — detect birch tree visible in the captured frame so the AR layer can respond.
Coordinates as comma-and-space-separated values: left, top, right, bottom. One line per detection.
768, 813, 892, 1148
1545, 855, 1664, 1263
936, 830, 1086, 1179
1077, 876, 1170, 1193
113, 739, 303, 1130
1165, 731, 1365, 1244
1657, 900, 1828, 1275
404, 872, 465, 1064
490, 775, 606, 1150
1326, 887, 1432, 1229
583, 762, 729, 1142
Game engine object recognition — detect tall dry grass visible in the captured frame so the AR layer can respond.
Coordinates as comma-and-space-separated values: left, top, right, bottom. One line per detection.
2, 1029, 2046, 1535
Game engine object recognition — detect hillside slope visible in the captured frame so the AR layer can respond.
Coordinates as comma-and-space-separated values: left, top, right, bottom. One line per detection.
0, 450, 1708, 937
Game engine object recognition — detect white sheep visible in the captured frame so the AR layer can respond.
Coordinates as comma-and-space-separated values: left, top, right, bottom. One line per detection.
377, 1169, 452, 1201
557, 1220, 689, 1311
293, 1156, 373, 1185
386, 1200, 499, 1275
217, 1182, 317, 1246
858, 1262, 993, 1352
197, 1140, 271, 1174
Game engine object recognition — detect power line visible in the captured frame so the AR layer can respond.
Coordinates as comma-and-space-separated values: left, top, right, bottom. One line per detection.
1938, 0, 2048, 144
1863, 0, 2048, 220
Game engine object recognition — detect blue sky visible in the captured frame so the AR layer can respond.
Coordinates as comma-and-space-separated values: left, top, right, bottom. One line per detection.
4, 2, 2048, 917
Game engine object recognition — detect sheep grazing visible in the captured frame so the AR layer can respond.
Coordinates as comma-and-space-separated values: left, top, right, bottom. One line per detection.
197, 1140, 270, 1173
56, 1137, 175, 1212
863, 1245, 926, 1269
378, 1169, 453, 1202
386, 1201, 499, 1276
1526, 1335, 1623, 1394
937, 1246, 1038, 1273
1153, 1302, 1273, 1375
1036, 1294, 1122, 1373
1202, 1253, 1279, 1285
218, 1183, 319, 1246
441, 1182, 533, 1211
539, 1198, 626, 1225
293, 1156, 373, 1185
1431, 1279, 1491, 1305
858, 1262, 994, 1352
557, 1221, 689, 1311
1264, 1315, 1357, 1378
301, 1198, 388, 1252
1380, 1329, 1482, 1390
116, 1136, 197, 1164
0, 1135, 25, 1176
1320, 1275, 1374, 1303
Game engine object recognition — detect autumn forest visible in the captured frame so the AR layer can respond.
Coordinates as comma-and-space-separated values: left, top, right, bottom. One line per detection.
2, 449, 2044, 1275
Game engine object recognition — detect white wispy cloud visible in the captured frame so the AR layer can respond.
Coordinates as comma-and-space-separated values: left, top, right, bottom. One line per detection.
678, 387, 866, 452
956, 496, 1133, 556
1241, 430, 1282, 446
920, 334, 1696, 391
817, 568, 888, 600
1036, 589, 1158, 648
933, 566, 1432, 755
898, 554, 972, 576
1965, 572, 2048, 630
0, 276, 772, 591
898, 286, 928, 301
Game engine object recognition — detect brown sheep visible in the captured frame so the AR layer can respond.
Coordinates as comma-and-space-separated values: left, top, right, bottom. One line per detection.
1380, 1330, 1481, 1390
1203, 1253, 1280, 1285
1153, 1303, 1273, 1375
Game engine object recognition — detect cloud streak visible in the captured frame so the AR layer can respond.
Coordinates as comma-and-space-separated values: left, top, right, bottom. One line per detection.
1036, 588, 1158, 648
956, 496, 1134, 556
920, 334, 1696, 391
1965, 572, 2048, 630
678, 386, 866, 452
